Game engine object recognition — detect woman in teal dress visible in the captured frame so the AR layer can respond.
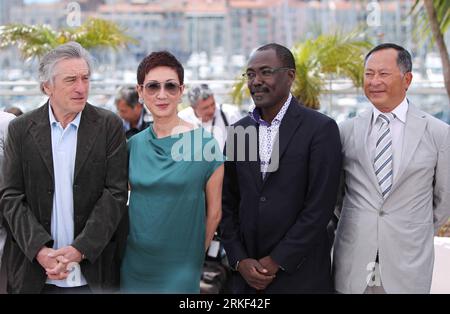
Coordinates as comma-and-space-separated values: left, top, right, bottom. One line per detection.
120, 51, 224, 293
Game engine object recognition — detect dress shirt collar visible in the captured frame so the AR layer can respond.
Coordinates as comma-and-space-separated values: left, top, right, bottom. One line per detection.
48, 102, 82, 129
372, 97, 408, 126
249, 93, 292, 127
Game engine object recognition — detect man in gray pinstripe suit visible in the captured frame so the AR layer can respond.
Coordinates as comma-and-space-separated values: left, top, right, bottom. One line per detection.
333, 43, 450, 294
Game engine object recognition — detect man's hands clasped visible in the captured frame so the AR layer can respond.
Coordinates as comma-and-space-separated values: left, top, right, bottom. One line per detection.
237, 256, 280, 291
36, 246, 83, 280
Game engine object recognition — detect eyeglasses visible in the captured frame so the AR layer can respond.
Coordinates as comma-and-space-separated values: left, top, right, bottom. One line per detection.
140, 81, 181, 96
242, 67, 292, 81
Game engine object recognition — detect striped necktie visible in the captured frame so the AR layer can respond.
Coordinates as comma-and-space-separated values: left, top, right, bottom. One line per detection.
374, 113, 394, 199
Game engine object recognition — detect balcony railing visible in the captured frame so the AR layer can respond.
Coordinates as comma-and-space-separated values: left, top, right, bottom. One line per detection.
1, 79, 448, 124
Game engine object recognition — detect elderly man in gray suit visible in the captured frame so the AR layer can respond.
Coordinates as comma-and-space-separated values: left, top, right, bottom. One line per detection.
0, 111, 15, 293
333, 43, 450, 294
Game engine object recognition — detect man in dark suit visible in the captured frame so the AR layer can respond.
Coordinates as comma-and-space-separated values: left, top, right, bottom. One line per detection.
0, 42, 128, 294
220, 43, 342, 293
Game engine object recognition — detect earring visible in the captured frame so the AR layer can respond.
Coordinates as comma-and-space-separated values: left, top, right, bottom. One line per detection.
139, 98, 144, 104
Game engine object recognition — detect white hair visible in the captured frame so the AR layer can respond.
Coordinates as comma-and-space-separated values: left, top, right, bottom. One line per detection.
187, 84, 214, 107
38, 41, 93, 94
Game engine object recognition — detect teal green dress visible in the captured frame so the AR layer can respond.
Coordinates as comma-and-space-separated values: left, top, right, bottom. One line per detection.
120, 125, 224, 293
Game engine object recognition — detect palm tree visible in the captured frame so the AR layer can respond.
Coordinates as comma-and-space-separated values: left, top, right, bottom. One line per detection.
231, 32, 371, 110
412, 0, 450, 99
0, 18, 137, 60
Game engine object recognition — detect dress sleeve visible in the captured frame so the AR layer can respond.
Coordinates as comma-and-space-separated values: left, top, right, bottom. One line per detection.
204, 134, 224, 181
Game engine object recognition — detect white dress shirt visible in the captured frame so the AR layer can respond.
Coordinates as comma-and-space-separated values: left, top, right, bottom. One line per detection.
0, 112, 15, 162
368, 97, 409, 182
178, 103, 242, 151
47, 105, 87, 287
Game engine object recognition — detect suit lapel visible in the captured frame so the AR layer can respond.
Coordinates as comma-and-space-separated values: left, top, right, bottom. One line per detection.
28, 103, 54, 179
354, 109, 382, 196
391, 105, 427, 191
74, 104, 100, 179
262, 98, 303, 184
248, 120, 263, 190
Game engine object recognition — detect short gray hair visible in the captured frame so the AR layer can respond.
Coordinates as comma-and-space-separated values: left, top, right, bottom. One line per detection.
187, 84, 214, 107
38, 41, 93, 94
115, 86, 140, 109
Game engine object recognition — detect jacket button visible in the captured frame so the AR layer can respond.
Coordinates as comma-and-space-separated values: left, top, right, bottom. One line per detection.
260, 196, 267, 202
379, 211, 385, 217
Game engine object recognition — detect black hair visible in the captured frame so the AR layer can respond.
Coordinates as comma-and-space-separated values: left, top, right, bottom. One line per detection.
256, 43, 296, 69
365, 43, 412, 73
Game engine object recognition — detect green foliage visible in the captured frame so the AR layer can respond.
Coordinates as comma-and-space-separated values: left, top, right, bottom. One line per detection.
230, 77, 249, 109
0, 24, 58, 59
231, 32, 371, 110
411, 0, 450, 44
0, 18, 137, 60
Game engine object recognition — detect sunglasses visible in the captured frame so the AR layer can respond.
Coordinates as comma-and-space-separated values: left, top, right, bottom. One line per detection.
140, 81, 181, 96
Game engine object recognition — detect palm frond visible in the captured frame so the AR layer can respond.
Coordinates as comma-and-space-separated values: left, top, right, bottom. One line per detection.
291, 32, 371, 108
411, 0, 450, 44
0, 24, 58, 59
230, 76, 250, 107
0, 18, 137, 61
63, 18, 138, 50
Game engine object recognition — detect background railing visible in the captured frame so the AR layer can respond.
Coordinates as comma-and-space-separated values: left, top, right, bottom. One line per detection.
1, 80, 448, 124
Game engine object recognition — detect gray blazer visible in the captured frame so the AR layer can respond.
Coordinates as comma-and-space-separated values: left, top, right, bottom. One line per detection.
333, 104, 450, 294
0, 103, 128, 293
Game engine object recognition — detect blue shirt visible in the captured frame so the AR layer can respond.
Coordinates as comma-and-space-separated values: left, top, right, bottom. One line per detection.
47, 104, 87, 287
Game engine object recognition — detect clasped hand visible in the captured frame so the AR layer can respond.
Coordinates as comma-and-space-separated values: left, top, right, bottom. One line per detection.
36, 246, 83, 280
237, 256, 279, 291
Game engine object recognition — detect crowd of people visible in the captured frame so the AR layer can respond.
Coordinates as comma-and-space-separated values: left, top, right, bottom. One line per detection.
0, 41, 449, 294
